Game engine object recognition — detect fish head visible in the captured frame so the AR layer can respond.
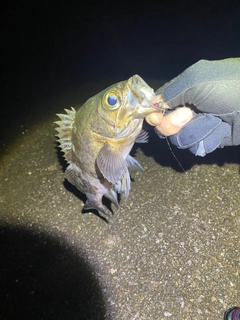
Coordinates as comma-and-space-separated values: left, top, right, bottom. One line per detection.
126, 74, 160, 117
92, 75, 161, 138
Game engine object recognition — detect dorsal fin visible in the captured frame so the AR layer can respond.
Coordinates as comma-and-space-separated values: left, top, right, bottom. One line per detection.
54, 107, 76, 163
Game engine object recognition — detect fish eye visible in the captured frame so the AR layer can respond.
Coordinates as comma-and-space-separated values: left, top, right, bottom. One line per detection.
105, 92, 120, 109
107, 95, 117, 106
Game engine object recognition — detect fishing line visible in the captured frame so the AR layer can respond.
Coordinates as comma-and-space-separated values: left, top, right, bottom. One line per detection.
165, 135, 187, 173
157, 102, 187, 174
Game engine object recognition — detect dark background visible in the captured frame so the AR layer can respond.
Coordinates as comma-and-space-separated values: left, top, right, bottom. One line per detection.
2, 0, 240, 147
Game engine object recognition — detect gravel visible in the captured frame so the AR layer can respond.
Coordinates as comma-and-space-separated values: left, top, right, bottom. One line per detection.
0, 80, 239, 320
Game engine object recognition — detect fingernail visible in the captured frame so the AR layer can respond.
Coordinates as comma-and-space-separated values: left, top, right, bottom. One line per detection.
172, 109, 192, 125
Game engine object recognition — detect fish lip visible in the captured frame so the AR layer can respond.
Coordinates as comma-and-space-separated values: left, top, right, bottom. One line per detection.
130, 75, 155, 100
137, 102, 163, 117
129, 75, 163, 115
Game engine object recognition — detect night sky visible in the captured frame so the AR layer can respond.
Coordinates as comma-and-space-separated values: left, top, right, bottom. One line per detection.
2, 0, 240, 145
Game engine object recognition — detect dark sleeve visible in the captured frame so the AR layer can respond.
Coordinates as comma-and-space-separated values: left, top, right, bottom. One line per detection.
155, 58, 240, 154
156, 58, 240, 113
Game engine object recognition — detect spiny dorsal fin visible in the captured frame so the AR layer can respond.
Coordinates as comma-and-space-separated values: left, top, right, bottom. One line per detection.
54, 107, 76, 163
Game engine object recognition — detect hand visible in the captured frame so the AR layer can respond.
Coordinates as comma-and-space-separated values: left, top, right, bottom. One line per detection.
146, 58, 240, 156
146, 95, 193, 136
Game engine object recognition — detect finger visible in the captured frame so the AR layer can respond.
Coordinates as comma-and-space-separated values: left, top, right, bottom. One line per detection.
156, 107, 193, 136
145, 112, 164, 126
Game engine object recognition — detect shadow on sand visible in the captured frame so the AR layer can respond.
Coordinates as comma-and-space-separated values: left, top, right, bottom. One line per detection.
0, 223, 108, 320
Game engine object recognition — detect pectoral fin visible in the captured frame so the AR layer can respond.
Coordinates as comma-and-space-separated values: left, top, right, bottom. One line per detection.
126, 155, 144, 171
96, 143, 128, 184
135, 130, 149, 143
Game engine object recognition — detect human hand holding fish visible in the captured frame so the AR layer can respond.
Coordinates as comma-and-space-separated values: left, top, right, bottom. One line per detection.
146, 58, 240, 156
146, 95, 193, 136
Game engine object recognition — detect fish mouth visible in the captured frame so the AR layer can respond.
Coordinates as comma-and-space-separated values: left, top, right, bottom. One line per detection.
128, 75, 162, 116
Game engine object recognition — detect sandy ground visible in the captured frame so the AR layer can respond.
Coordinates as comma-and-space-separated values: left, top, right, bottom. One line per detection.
0, 79, 239, 320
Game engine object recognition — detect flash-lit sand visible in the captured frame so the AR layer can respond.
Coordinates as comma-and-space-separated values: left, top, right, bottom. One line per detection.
0, 80, 239, 320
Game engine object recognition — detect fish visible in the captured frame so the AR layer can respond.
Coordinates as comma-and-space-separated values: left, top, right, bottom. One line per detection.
55, 75, 161, 219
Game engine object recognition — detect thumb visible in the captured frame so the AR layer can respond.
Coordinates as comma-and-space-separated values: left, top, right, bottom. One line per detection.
156, 107, 193, 136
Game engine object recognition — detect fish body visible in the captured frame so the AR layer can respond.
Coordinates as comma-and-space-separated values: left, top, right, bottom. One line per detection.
55, 75, 160, 218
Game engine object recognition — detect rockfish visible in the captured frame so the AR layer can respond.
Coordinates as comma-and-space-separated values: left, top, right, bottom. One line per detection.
55, 75, 161, 218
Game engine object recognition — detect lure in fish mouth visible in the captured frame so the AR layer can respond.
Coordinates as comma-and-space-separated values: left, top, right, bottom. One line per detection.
55, 75, 162, 219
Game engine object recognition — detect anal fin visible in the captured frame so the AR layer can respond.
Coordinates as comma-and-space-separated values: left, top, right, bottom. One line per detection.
114, 170, 131, 199
104, 189, 119, 209
83, 200, 112, 219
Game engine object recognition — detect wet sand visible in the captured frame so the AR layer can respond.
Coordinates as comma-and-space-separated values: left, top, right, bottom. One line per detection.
0, 79, 239, 319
